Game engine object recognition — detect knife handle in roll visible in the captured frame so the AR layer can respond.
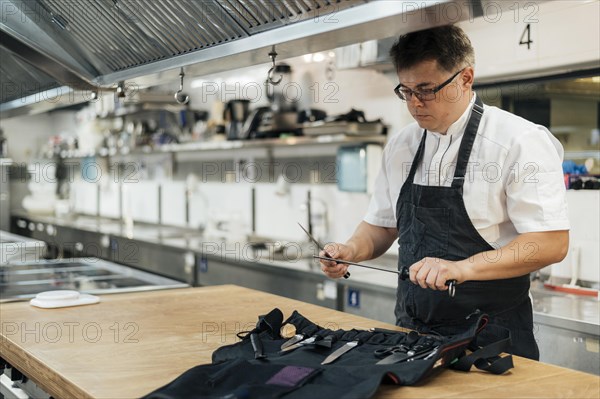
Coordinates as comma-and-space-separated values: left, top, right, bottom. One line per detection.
250, 332, 266, 359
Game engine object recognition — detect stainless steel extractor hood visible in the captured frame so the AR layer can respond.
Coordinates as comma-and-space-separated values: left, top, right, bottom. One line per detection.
1, 0, 484, 118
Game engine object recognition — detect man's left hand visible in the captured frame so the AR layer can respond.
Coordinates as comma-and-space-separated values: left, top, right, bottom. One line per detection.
409, 257, 465, 290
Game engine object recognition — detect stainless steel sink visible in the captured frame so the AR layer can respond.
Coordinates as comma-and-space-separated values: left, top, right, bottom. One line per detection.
0, 257, 189, 302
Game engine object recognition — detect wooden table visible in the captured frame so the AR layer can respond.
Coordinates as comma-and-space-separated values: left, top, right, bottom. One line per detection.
1, 285, 598, 398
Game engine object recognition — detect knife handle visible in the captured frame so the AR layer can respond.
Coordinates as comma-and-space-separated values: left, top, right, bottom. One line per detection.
401, 267, 456, 297
250, 332, 266, 359
321, 250, 351, 279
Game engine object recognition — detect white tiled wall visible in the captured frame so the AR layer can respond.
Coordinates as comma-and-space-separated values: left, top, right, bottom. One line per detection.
253, 182, 375, 247
546, 191, 600, 284
99, 181, 120, 219
160, 181, 187, 227
72, 180, 98, 216
189, 182, 253, 239
254, 183, 310, 242
122, 181, 160, 224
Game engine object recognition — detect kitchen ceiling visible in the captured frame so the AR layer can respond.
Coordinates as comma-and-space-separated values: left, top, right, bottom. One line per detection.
1, 0, 484, 118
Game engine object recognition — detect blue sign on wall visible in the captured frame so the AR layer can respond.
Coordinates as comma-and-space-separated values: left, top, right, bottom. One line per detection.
197, 256, 208, 273
347, 288, 360, 308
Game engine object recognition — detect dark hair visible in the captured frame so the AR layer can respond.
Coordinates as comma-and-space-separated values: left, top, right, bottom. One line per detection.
389, 25, 475, 73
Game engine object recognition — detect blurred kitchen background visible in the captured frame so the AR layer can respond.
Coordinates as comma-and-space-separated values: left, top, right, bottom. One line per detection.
0, 0, 598, 375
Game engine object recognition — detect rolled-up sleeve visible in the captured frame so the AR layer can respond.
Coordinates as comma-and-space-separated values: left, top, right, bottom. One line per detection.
504, 127, 570, 233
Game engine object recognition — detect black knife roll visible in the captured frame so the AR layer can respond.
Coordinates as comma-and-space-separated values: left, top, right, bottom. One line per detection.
142, 308, 513, 399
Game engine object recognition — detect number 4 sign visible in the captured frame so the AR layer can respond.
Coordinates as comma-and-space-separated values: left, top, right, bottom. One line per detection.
515, 22, 539, 61
520, 24, 533, 50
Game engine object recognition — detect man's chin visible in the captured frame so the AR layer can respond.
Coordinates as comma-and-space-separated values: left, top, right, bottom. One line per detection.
415, 120, 434, 130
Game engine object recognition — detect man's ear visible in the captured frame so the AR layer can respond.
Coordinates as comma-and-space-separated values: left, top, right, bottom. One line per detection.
461, 66, 475, 89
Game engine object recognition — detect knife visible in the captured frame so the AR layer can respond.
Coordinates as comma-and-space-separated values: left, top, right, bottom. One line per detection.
313, 255, 457, 298
321, 340, 359, 365
280, 336, 318, 352
298, 222, 351, 279
376, 344, 435, 365
280, 334, 305, 350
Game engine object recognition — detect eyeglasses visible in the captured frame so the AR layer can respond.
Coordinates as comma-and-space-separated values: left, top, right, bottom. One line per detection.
394, 69, 464, 102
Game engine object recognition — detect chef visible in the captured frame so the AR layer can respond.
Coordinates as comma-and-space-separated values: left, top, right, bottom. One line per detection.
319, 25, 570, 360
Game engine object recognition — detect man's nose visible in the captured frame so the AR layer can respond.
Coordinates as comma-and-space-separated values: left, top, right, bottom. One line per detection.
408, 94, 424, 106
408, 94, 425, 108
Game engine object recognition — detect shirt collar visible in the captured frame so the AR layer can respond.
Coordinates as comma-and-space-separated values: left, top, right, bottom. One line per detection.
429, 92, 477, 138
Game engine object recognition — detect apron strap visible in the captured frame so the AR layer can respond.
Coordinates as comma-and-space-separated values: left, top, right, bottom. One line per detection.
405, 130, 428, 184
451, 95, 484, 189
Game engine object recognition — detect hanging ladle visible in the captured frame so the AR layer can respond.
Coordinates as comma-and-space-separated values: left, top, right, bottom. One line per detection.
174, 67, 190, 105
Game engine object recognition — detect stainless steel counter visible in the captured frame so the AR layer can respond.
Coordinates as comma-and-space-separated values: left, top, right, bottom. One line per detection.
0, 230, 46, 264
531, 282, 599, 335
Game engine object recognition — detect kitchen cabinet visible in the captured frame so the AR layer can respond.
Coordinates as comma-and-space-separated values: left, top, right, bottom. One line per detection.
54, 225, 110, 259
532, 288, 600, 375
340, 282, 397, 325
108, 236, 195, 285
535, 323, 599, 375
197, 256, 341, 310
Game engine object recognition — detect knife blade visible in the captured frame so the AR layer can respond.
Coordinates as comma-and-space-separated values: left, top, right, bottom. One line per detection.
280, 336, 317, 352
280, 334, 305, 350
298, 222, 351, 279
321, 340, 359, 365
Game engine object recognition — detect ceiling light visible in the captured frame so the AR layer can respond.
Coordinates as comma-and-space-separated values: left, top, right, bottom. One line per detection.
313, 53, 325, 62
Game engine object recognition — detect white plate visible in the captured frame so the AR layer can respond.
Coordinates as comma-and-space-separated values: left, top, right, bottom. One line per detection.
30, 290, 100, 309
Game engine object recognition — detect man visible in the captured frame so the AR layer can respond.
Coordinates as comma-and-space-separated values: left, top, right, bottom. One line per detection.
319, 25, 569, 360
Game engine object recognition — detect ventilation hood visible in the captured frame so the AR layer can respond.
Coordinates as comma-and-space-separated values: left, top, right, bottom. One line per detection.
1, 0, 484, 118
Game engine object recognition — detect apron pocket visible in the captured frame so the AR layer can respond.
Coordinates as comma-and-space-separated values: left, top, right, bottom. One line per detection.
398, 203, 426, 255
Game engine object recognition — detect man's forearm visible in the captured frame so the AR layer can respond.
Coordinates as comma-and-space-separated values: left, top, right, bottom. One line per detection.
345, 221, 397, 262
458, 230, 569, 281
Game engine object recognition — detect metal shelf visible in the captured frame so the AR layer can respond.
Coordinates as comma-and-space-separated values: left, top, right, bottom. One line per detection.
564, 151, 600, 160
56, 135, 387, 161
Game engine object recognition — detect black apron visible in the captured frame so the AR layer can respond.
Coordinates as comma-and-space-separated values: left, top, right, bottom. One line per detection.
394, 96, 539, 360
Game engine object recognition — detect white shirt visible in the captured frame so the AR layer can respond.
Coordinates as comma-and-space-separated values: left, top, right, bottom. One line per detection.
365, 93, 570, 248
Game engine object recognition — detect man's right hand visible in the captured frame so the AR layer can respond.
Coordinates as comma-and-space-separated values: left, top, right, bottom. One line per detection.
319, 243, 355, 279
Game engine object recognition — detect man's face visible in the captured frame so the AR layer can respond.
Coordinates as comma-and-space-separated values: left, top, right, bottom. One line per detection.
396, 60, 473, 133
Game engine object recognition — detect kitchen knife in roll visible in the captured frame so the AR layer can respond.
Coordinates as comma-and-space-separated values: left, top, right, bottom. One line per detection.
321, 340, 359, 365
281, 334, 305, 350
280, 336, 318, 352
